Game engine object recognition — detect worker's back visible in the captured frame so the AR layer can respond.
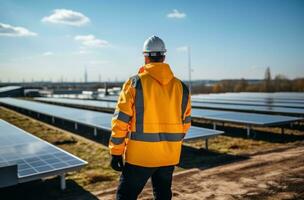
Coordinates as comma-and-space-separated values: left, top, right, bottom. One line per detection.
109, 36, 192, 200
122, 62, 191, 167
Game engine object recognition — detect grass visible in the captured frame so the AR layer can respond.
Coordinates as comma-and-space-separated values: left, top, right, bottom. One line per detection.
0, 106, 302, 195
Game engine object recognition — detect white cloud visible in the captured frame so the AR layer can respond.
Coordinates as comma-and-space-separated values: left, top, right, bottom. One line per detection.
42, 9, 90, 26
0, 23, 37, 37
167, 9, 186, 19
74, 34, 109, 48
176, 46, 188, 52
43, 51, 54, 56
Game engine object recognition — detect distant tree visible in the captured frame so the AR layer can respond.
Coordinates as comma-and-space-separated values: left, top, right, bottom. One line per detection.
246, 83, 260, 92
191, 84, 212, 94
292, 78, 304, 91
265, 67, 271, 81
219, 80, 235, 92
212, 84, 222, 93
234, 78, 248, 92
274, 74, 291, 91
262, 67, 273, 92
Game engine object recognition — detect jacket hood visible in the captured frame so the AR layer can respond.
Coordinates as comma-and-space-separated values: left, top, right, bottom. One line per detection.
143, 63, 174, 85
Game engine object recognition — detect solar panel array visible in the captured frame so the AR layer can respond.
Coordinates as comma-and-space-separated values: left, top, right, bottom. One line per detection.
34, 97, 302, 127
191, 109, 300, 126
1, 98, 112, 131
0, 98, 223, 141
0, 119, 86, 182
199, 98, 304, 105
192, 99, 304, 109
191, 93, 304, 116
193, 92, 304, 101
42, 92, 304, 116
191, 101, 304, 116
36, 97, 116, 110
0, 86, 22, 93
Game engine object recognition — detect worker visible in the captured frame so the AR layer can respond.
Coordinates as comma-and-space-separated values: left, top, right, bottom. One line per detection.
109, 35, 191, 200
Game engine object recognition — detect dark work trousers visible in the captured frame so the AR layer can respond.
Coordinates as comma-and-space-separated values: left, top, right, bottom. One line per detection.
116, 162, 175, 200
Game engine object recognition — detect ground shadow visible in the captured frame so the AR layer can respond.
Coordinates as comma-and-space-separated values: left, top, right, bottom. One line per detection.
0, 177, 98, 200
178, 145, 248, 170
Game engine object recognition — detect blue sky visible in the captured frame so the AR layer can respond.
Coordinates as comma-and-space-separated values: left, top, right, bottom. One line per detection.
0, 0, 303, 82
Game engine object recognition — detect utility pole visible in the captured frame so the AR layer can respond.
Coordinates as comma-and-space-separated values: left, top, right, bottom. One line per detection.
84, 67, 88, 83
188, 46, 192, 92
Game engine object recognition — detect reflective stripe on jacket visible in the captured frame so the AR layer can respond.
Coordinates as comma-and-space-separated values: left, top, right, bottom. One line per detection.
109, 62, 191, 167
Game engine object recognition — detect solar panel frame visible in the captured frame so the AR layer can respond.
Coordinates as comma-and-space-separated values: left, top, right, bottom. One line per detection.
0, 119, 87, 185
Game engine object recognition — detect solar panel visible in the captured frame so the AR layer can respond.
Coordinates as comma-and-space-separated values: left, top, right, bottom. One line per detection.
192, 96, 304, 104
0, 98, 112, 131
192, 99, 304, 109
0, 98, 223, 143
37, 96, 304, 116
26, 96, 302, 137
36, 97, 116, 109
32, 97, 302, 126
191, 108, 301, 126
0, 119, 86, 188
193, 92, 304, 101
0, 86, 22, 93
184, 127, 222, 140
191, 101, 304, 116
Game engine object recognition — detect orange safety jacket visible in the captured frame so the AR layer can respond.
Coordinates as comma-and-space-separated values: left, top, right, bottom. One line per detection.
109, 62, 191, 167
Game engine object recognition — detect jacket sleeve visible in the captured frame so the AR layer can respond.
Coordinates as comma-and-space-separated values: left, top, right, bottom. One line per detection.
183, 93, 191, 133
109, 79, 135, 155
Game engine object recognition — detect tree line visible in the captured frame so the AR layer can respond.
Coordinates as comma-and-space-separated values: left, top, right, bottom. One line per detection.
191, 67, 304, 94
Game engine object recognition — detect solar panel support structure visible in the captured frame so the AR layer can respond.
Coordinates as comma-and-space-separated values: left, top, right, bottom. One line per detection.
74, 122, 78, 130
94, 128, 97, 137
205, 139, 209, 150
247, 125, 251, 137
213, 122, 216, 130
60, 173, 66, 190
0, 165, 18, 188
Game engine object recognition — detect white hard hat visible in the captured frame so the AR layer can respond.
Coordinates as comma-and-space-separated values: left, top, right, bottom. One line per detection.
143, 36, 166, 56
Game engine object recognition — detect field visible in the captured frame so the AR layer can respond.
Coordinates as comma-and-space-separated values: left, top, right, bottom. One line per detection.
0, 106, 303, 200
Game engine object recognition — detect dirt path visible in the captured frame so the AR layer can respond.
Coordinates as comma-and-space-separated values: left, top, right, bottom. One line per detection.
97, 144, 304, 200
